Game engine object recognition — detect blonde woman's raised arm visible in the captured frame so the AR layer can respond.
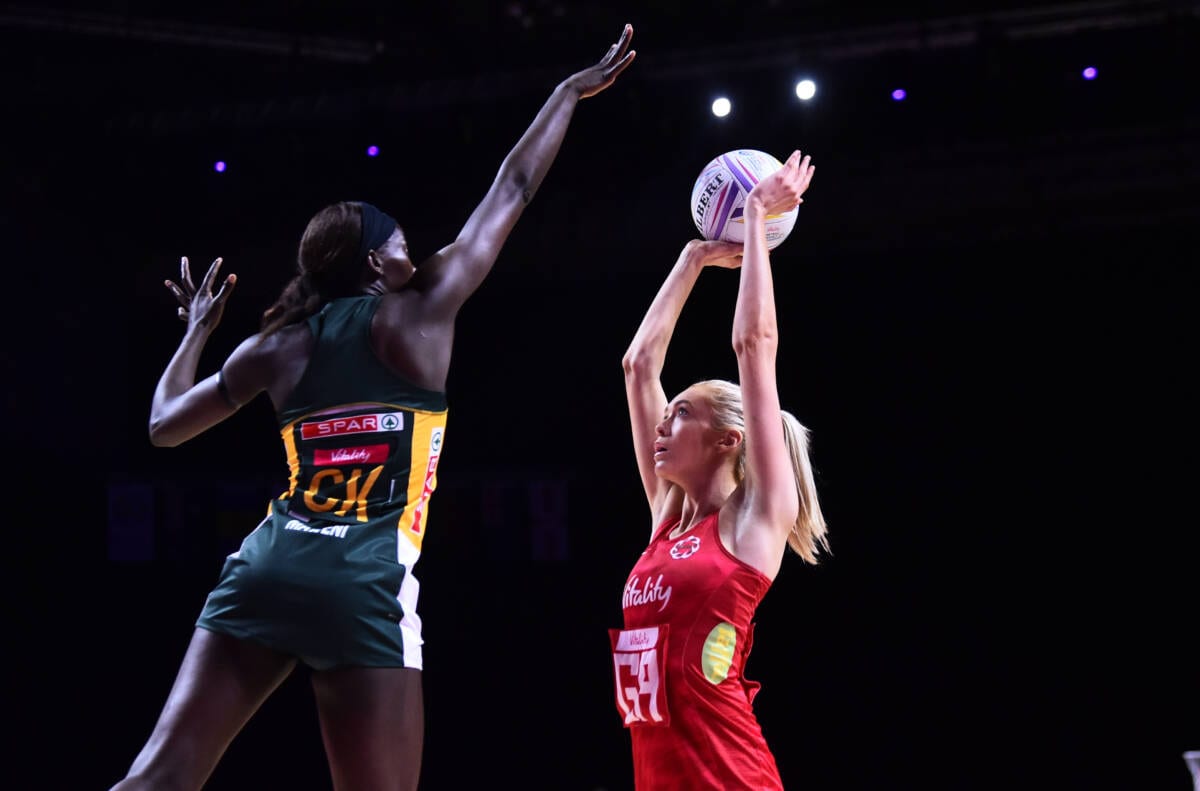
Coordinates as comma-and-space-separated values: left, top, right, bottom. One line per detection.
623, 239, 741, 533
733, 151, 815, 558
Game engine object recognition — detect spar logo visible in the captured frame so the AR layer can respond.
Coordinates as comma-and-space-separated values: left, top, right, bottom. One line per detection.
301, 412, 404, 440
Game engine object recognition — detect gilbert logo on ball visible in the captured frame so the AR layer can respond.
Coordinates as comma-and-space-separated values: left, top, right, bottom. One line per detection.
690, 149, 798, 250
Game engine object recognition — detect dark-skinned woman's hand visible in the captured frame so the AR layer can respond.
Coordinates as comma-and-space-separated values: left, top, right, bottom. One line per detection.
165, 255, 237, 334
564, 23, 636, 99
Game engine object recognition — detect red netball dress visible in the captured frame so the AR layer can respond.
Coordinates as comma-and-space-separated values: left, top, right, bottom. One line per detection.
610, 511, 784, 790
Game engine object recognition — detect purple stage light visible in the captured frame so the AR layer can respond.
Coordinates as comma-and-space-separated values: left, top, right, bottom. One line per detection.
214, 161, 226, 173
891, 88, 907, 101
366, 145, 380, 157
1082, 66, 1097, 80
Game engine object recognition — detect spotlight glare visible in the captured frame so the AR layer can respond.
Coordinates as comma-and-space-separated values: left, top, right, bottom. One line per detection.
214, 161, 226, 173
711, 97, 731, 117
891, 88, 907, 101
366, 145, 380, 157
794, 79, 816, 100
1082, 66, 1097, 80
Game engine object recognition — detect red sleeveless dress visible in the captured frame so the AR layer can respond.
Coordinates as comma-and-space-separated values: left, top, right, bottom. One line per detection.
610, 512, 784, 790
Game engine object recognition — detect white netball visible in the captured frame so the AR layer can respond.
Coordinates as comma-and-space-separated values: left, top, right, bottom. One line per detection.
690, 149, 798, 250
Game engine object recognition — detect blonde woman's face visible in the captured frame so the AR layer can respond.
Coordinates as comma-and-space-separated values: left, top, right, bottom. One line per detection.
654, 388, 724, 474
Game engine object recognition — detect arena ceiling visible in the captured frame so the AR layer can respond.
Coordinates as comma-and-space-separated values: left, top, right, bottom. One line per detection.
5, 0, 1198, 244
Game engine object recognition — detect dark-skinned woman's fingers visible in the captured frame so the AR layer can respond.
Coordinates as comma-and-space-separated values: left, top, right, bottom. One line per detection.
617, 23, 631, 51
199, 257, 224, 296
611, 25, 632, 66
212, 274, 238, 305
164, 279, 191, 308
606, 51, 635, 81
180, 256, 196, 291
598, 26, 629, 68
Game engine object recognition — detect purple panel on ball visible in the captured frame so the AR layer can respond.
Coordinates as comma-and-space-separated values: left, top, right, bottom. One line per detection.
722, 152, 759, 193
709, 182, 736, 241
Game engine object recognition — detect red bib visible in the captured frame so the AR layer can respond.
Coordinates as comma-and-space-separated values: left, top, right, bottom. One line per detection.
609, 625, 671, 727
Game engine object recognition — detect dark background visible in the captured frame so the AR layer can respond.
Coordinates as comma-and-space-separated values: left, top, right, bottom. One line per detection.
4, 1, 1197, 789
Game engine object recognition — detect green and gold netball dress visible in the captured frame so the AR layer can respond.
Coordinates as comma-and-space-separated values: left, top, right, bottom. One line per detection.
197, 296, 447, 670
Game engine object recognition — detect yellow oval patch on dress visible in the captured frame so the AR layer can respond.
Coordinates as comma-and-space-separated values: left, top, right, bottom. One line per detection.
701, 622, 737, 684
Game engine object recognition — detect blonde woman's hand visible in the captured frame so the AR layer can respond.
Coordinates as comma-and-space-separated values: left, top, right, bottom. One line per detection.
747, 150, 815, 216
684, 238, 743, 269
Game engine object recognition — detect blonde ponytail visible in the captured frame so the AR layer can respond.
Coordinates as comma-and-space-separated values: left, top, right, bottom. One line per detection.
695, 380, 830, 564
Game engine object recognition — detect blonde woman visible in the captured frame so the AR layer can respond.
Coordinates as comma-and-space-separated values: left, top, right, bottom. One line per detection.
612, 150, 827, 789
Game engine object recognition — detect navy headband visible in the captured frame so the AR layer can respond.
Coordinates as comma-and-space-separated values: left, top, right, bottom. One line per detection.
358, 202, 398, 264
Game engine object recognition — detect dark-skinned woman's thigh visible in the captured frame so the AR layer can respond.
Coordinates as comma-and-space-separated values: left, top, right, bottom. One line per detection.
112, 628, 297, 791
310, 666, 424, 791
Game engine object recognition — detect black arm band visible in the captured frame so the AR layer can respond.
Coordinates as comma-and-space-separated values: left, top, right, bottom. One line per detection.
216, 369, 240, 409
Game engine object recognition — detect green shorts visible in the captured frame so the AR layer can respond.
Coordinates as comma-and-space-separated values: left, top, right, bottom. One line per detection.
196, 508, 422, 671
